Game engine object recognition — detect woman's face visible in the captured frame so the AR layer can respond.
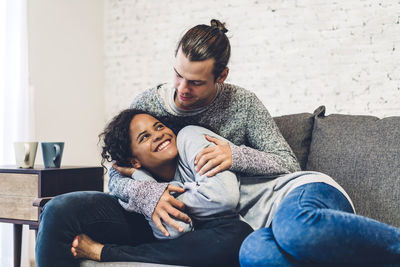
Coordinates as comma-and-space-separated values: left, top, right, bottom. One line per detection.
129, 113, 178, 170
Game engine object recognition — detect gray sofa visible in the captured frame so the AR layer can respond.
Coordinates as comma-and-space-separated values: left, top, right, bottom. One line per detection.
81, 105, 400, 267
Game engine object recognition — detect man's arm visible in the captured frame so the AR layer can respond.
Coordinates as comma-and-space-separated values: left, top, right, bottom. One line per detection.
109, 166, 192, 237
196, 92, 300, 176
230, 93, 300, 175
108, 167, 168, 216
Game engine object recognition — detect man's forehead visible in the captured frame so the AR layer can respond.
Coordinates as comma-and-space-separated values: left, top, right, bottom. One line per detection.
174, 49, 215, 80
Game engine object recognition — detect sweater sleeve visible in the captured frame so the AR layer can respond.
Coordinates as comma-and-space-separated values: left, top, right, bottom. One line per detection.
108, 167, 167, 218
176, 170, 239, 218
230, 93, 300, 176
175, 126, 240, 218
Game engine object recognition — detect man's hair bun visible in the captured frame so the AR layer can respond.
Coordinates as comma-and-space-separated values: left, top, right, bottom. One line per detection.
210, 19, 228, 33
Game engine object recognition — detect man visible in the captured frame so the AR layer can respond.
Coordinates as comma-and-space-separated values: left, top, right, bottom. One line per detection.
109, 19, 300, 235
82, 20, 400, 267
36, 19, 299, 267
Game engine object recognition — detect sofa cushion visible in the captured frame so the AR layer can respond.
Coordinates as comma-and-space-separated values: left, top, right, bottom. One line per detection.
80, 260, 183, 267
306, 106, 400, 227
274, 110, 316, 170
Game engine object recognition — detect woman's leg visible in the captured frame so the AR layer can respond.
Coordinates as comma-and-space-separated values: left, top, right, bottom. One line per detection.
35, 191, 154, 267
101, 217, 253, 267
240, 183, 400, 266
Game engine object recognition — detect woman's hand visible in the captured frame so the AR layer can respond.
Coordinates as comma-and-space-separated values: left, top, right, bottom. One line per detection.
112, 162, 136, 177
195, 135, 232, 177
152, 185, 191, 237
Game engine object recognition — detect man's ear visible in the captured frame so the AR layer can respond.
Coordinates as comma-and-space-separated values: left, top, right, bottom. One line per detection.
129, 158, 141, 169
216, 67, 229, 83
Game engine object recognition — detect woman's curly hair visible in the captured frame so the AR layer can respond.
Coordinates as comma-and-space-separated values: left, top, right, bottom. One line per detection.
99, 109, 153, 170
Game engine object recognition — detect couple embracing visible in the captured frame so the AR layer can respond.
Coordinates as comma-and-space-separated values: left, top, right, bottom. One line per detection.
36, 20, 400, 267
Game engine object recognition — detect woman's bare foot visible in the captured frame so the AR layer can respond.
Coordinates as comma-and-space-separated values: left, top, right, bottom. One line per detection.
70, 234, 104, 261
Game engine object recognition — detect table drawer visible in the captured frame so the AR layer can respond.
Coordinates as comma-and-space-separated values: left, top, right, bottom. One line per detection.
0, 195, 38, 221
0, 173, 38, 197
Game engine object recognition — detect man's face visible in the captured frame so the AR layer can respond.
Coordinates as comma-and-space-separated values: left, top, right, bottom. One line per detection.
173, 48, 218, 110
129, 113, 178, 180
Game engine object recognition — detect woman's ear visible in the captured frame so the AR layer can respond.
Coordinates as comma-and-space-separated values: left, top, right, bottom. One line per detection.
129, 158, 141, 169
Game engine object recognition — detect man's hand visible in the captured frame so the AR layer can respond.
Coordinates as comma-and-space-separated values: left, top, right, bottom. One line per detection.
195, 135, 232, 177
152, 185, 191, 237
112, 162, 136, 177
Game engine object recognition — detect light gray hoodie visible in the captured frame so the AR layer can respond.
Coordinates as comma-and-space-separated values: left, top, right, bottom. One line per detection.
122, 125, 240, 239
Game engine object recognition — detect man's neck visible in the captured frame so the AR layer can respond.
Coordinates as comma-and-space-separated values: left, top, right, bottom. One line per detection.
173, 85, 219, 111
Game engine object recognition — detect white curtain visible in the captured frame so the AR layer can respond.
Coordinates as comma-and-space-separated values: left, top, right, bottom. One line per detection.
0, 0, 34, 266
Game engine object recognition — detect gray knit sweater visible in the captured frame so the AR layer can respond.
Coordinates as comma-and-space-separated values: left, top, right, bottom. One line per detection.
108, 83, 301, 218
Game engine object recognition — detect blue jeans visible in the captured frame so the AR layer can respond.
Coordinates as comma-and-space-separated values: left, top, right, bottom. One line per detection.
239, 183, 400, 267
35, 191, 252, 267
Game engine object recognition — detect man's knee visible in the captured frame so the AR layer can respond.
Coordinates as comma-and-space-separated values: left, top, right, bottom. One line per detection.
240, 228, 287, 267
272, 207, 322, 259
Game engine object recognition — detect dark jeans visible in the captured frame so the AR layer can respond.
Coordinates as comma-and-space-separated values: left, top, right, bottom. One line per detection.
35, 191, 253, 267
239, 183, 400, 267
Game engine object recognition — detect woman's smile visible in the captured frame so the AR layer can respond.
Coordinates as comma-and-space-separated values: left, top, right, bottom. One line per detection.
155, 139, 171, 152
129, 113, 179, 173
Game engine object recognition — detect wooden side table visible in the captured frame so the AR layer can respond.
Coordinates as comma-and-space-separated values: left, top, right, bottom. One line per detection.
0, 166, 104, 267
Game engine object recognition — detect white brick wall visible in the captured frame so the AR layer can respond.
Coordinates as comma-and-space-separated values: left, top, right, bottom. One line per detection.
104, 0, 400, 119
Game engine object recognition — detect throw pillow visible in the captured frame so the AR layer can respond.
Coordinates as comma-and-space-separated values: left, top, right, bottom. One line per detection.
273, 109, 317, 170
306, 106, 400, 227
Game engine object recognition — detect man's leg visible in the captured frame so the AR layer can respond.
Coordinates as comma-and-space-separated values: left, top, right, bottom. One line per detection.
101, 217, 253, 267
35, 191, 154, 267
271, 183, 400, 265
239, 227, 317, 267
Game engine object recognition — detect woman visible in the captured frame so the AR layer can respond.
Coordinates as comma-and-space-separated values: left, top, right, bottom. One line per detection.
98, 108, 247, 240
38, 108, 252, 267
